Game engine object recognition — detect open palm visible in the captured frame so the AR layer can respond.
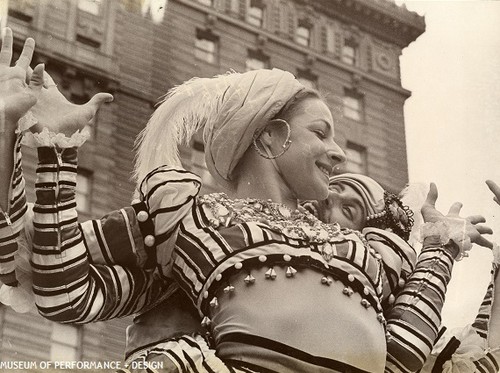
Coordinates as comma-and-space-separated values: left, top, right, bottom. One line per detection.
30, 72, 113, 136
422, 183, 493, 249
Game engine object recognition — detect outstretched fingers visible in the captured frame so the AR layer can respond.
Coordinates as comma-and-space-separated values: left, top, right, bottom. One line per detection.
85, 92, 113, 117
0, 28, 13, 66
15, 37, 35, 70
447, 202, 463, 217
475, 224, 494, 235
424, 182, 438, 208
474, 235, 494, 249
467, 215, 486, 224
76, 93, 114, 127
486, 180, 500, 206
42, 70, 57, 89
29, 63, 44, 93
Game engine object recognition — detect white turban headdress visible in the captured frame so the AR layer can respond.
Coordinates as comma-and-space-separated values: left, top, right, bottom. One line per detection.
134, 69, 305, 189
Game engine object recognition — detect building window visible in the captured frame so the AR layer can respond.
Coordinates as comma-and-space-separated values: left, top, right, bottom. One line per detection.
345, 142, 367, 174
78, 0, 102, 15
245, 50, 269, 71
343, 89, 363, 121
295, 21, 311, 47
342, 38, 358, 66
297, 69, 318, 90
195, 29, 218, 64
76, 34, 101, 49
7, 1, 35, 23
247, 0, 264, 27
142, 0, 167, 23
50, 323, 81, 360
227, 0, 239, 15
76, 170, 92, 213
197, 0, 213, 6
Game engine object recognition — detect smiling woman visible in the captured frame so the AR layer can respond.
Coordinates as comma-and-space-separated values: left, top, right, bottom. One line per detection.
235, 95, 345, 203
0, 52, 494, 372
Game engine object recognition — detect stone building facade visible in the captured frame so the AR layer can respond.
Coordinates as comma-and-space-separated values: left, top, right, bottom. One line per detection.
0, 0, 424, 364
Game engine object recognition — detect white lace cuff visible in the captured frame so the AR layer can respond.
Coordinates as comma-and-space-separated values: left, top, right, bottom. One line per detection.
21, 127, 90, 148
492, 243, 500, 267
0, 99, 38, 133
18, 110, 38, 132
420, 220, 472, 261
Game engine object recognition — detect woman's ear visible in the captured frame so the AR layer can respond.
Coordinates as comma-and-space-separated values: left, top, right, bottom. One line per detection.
258, 126, 274, 147
259, 119, 288, 147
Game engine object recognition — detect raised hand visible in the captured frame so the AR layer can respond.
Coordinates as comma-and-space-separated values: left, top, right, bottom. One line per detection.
29, 70, 113, 136
486, 180, 500, 206
422, 183, 493, 250
0, 28, 44, 134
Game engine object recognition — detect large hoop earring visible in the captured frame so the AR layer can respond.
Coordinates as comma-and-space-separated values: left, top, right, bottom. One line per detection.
252, 119, 292, 160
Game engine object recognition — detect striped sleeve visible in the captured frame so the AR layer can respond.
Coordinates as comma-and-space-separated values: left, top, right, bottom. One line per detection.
468, 262, 500, 372
31, 147, 173, 323
79, 206, 147, 268
364, 228, 417, 299
139, 165, 202, 244
385, 236, 456, 373
0, 134, 28, 286
472, 263, 499, 339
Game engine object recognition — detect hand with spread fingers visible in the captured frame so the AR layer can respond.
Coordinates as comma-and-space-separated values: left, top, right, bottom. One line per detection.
0, 28, 45, 211
29, 70, 113, 136
0, 28, 44, 135
421, 183, 493, 255
486, 180, 500, 206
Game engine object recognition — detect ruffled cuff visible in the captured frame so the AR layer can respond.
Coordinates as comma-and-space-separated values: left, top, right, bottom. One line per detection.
492, 243, 500, 268
17, 110, 38, 132
435, 325, 499, 373
420, 220, 472, 261
21, 127, 90, 148
0, 283, 36, 313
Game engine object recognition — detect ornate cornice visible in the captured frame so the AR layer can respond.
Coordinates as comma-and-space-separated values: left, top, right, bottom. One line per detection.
298, 0, 425, 48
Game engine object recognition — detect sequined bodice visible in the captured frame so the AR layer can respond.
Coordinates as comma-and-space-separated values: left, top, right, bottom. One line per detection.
169, 193, 387, 319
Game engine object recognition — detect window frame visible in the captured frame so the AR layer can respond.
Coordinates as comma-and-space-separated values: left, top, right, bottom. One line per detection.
245, 49, 269, 71
343, 89, 364, 122
345, 142, 367, 174
194, 29, 219, 64
50, 323, 82, 361
77, 0, 103, 15
341, 38, 358, 66
295, 19, 312, 47
247, 0, 265, 28
197, 0, 214, 7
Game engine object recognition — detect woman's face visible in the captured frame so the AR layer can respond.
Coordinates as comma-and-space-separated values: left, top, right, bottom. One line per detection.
274, 98, 346, 201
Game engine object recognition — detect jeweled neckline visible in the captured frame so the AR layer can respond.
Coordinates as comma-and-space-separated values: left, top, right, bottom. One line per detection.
198, 192, 352, 244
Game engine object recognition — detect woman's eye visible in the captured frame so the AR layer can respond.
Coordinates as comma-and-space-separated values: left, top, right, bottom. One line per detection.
314, 130, 326, 139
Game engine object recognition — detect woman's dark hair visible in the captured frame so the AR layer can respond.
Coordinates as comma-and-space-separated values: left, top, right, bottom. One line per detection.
274, 88, 322, 122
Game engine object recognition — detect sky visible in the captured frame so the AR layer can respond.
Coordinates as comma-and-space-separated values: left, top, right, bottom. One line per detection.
398, 0, 500, 328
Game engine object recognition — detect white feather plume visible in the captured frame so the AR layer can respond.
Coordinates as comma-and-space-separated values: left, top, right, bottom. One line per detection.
133, 71, 241, 185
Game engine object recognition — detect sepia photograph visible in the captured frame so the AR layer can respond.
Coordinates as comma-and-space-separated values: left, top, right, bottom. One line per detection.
0, 0, 499, 372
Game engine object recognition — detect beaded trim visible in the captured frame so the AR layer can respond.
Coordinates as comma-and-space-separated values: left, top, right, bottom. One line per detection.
366, 191, 414, 241
198, 193, 369, 255
196, 193, 388, 330
199, 254, 386, 329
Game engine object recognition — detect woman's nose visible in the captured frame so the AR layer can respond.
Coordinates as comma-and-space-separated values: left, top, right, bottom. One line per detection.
327, 141, 346, 165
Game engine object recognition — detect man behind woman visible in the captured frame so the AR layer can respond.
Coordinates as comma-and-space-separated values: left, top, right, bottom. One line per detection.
0, 29, 498, 372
